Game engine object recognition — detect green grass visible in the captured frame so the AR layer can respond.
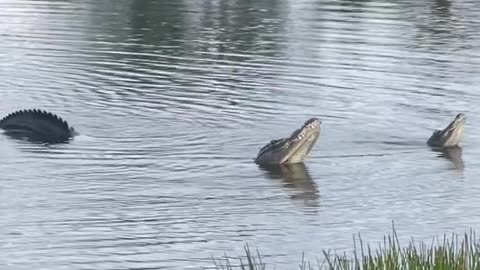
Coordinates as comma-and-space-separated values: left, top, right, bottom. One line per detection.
212, 226, 480, 270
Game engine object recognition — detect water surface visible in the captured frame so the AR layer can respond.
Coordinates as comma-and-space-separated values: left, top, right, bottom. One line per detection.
1, 0, 480, 269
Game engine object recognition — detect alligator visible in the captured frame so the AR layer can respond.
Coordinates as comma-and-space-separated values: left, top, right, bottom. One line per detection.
0, 109, 77, 144
255, 118, 321, 165
427, 113, 465, 148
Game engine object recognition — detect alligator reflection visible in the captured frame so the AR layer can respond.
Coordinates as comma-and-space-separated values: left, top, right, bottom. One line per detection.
259, 163, 319, 209
1, 131, 72, 145
431, 146, 464, 171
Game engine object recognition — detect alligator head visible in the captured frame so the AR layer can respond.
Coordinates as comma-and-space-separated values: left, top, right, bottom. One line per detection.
255, 118, 321, 165
0, 109, 77, 144
427, 113, 465, 148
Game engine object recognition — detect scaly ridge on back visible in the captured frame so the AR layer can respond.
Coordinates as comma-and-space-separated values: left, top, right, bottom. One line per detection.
0, 109, 77, 144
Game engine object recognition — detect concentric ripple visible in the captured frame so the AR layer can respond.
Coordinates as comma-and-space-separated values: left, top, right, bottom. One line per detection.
1, 0, 480, 269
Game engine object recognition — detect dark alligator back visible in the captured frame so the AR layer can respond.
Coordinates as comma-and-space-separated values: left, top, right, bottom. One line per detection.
0, 109, 76, 144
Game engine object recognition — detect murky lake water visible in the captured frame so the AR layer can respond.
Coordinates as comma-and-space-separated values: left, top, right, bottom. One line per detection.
1, 0, 480, 269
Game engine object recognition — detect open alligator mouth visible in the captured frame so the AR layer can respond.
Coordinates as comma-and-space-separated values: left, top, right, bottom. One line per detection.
427, 113, 465, 148
281, 119, 321, 163
255, 118, 321, 165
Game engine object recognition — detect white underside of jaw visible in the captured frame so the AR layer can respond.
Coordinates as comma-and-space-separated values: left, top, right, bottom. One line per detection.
282, 131, 319, 163
443, 124, 465, 146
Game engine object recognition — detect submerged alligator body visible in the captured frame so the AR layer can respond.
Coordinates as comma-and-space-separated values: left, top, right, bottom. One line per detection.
427, 113, 465, 148
255, 118, 321, 165
0, 109, 77, 144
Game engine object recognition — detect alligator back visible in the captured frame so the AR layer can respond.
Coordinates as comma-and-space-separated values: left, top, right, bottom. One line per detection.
0, 109, 76, 143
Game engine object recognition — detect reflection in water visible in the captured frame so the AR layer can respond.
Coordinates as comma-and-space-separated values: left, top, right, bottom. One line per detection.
431, 146, 464, 171
0, 130, 62, 145
433, 0, 452, 17
412, 0, 458, 43
1, 0, 480, 269
80, 0, 289, 128
259, 163, 319, 208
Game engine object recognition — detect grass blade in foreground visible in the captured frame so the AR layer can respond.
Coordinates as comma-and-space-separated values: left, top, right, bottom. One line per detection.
213, 228, 480, 270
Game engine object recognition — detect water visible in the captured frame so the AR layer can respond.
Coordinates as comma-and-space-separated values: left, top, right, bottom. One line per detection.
1, 0, 480, 269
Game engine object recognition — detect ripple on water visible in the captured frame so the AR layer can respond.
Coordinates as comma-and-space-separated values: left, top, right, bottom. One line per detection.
1, 0, 480, 269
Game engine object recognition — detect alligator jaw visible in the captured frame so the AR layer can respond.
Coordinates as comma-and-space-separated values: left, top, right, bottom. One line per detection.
280, 130, 320, 164
255, 118, 322, 165
427, 113, 465, 148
